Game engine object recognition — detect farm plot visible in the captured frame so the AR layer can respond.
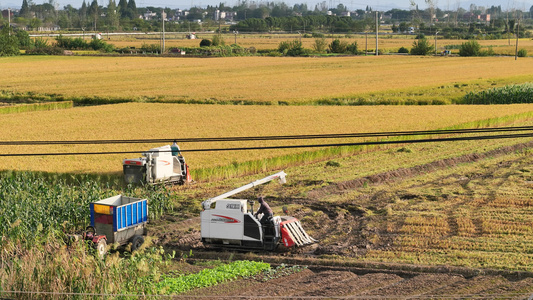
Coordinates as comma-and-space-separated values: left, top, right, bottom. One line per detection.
151, 131, 533, 296
178, 268, 533, 299
2, 56, 533, 104
2, 103, 533, 175
103, 33, 533, 54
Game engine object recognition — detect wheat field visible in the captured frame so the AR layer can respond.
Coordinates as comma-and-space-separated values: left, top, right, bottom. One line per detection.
2, 103, 533, 174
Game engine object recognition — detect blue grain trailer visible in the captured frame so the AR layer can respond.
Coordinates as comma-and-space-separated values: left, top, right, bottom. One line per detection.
87, 195, 149, 257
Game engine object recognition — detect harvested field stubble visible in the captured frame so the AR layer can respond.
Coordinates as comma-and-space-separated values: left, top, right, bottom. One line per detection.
2, 103, 533, 174
308, 148, 533, 271
2, 56, 533, 103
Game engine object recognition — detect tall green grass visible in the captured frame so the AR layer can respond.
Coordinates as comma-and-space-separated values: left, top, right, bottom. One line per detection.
0, 101, 73, 114
0, 240, 170, 299
462, 83, 533, 104
0, 171, 171, 247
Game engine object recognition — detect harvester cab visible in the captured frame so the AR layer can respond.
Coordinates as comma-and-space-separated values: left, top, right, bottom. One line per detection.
123, 144, 192, 185
200, 171, 317, 251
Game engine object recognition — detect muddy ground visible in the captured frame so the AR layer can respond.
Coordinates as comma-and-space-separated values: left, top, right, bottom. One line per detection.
150, 141, 533, 298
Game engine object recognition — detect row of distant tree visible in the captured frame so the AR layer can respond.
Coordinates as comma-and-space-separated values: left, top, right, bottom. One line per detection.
3, 0, 533, 33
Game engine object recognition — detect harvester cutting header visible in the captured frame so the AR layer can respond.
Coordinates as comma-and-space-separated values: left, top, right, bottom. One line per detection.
201, 171, 317, 251
123, 142, 191, 185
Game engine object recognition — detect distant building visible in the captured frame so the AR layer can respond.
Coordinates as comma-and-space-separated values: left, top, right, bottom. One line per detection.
478, 14, 491, 22
1, 9, 14, 19
38, 25, 60, 31
143, 10, 157, 20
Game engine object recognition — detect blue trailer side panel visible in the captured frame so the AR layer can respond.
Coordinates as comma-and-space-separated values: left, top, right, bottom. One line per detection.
94, 196, 148, 233
143, 200, 148, 222
113, 199, 148, 232
112, 206, 117, 232
126, 204, 132, 227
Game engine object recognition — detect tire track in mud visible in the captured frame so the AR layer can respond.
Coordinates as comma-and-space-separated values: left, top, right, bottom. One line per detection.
176, 263, 533, 299
308, 141, 533, 200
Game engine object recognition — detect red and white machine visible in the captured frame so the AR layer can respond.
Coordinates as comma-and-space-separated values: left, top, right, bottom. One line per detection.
200, 171, 316, 251
123, 145, 192, 185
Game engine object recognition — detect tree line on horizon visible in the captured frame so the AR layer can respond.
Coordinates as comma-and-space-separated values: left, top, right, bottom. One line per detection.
1, 0, 533, 35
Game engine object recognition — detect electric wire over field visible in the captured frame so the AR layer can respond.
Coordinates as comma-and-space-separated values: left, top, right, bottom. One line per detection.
1, 126, 533, 156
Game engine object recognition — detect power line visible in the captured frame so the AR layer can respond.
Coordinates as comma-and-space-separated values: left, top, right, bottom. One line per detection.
1, 126, 533, 146
1, 131, 532, 157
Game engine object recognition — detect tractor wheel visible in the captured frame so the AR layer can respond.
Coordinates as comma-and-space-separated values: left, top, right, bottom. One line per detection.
95, 239, 107, 258
131, 235, 144, 252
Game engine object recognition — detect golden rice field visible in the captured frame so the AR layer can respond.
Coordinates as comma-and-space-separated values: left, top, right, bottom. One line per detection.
2, 102, 533, 174
2, 55, 533, 104
98, 33, 533, 54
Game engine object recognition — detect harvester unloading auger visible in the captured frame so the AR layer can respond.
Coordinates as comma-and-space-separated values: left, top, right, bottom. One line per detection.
200, 171, 317, 251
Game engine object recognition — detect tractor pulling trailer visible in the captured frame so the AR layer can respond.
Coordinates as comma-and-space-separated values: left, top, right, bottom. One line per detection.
69, 195, 149, 257
201, 171, 317, 251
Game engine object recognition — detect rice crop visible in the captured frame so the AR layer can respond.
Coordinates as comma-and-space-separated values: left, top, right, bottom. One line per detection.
102, 33, 533, 54
2, 56, 533, 104
0, 101, 73, 114
2, 103, 533, 177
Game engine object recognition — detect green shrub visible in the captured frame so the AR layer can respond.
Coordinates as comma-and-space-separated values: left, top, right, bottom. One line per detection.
15, 30, 31, 48
32, 37, 49, 48
326, 160, 341, 167
312, 32, 324, 38
459, 40, 481, 56
346, 42, 358, 55
89, 38, 114, 52
312, 37, 328, 53
56, 35, 89, 50
328, 39, 348, 53
518, 48, 528, 57
278, 40, 306, 56
211, 35, 225, 46
25, 46, 63, 55
140, 43, 160, 53
410, 38, 434, 55
200, 39, 212, 47
0, 26, 20, 56
398, 46, 409, 53
415, 33, 425, 39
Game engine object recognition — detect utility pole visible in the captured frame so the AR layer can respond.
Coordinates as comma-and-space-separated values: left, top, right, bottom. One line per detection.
161, 11, 166, 54
365, 31, 368, 56
375, 11, 379, 56
515, 17, 519, 60
8, 8, 11, 35
435, 31, 438, 55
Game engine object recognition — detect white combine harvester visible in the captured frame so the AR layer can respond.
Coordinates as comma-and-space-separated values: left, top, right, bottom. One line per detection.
201, 171, 317, 251
123, 144, 191, 185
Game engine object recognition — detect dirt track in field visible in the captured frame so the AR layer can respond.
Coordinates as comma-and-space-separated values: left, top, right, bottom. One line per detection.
152, 141, 533, 298
175, 268, 533, 299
